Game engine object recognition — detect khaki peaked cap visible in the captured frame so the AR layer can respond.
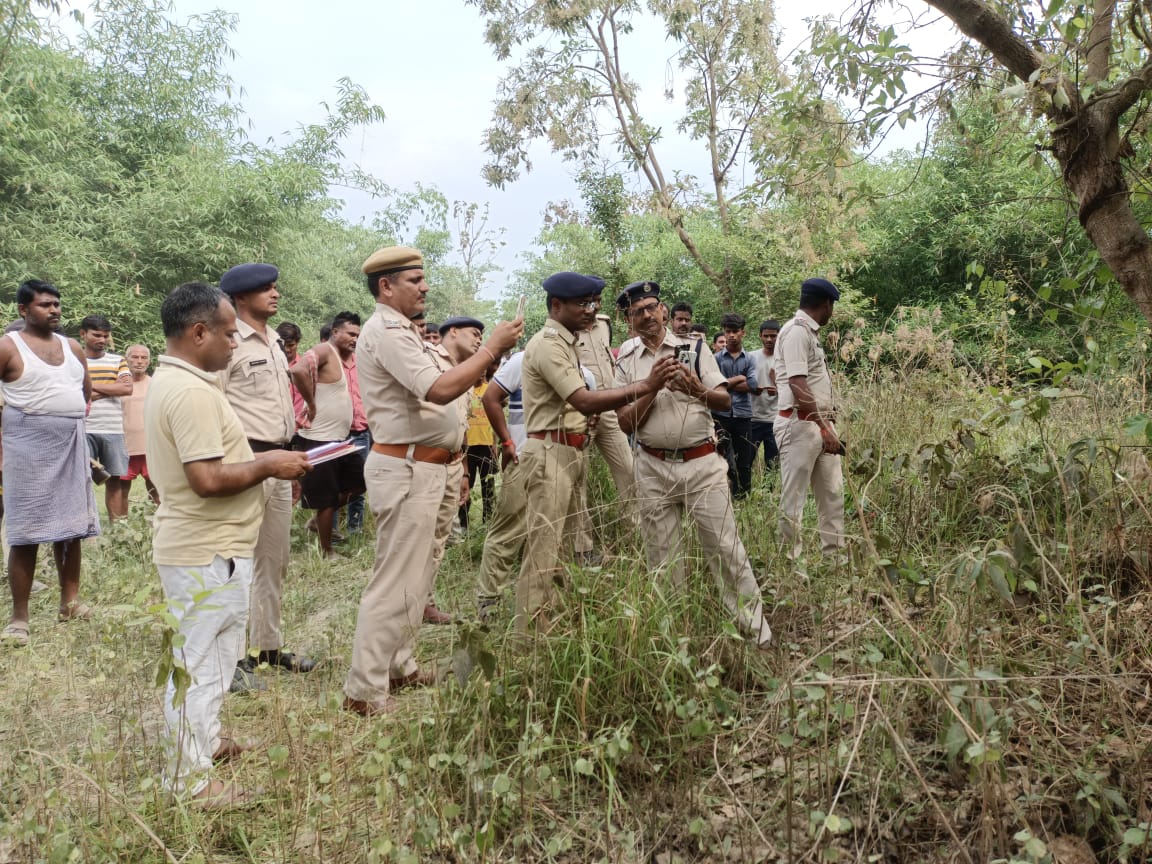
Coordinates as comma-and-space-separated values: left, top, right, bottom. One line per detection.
362, 246, 424, 276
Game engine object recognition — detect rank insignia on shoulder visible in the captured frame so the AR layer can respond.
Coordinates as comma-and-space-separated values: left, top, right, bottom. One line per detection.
543, 326, 558, 336
382, 319, 403, 328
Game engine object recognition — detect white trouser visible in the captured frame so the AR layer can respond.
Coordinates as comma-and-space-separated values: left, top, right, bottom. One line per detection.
157, 555, 253, 796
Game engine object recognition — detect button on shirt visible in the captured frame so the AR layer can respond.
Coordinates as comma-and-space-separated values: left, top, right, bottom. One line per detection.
522, 318, 590, 435
751, 351, 778, 422
712, 349, 758, 418
615, 332, 727, 449
575, 314, 616, 389
356, 303, 468, 450
221, 318, 295, 444
774, 310, 836, 414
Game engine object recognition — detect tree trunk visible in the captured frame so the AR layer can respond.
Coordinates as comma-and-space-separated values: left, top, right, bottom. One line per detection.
1054, 111, 1152, 323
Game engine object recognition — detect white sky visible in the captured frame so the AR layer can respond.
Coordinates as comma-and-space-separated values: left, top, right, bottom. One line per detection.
155, 0, 957, 297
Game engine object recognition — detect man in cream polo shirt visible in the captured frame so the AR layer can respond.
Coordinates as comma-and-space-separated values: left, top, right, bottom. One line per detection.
147, 281, 310, 807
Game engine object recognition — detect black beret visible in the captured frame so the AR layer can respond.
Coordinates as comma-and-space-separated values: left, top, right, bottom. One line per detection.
439, 316, 485, 336
800, 277, 841, 302
220, 263, 279, 296
616, 280, 661, 311
542, 272, 605, 299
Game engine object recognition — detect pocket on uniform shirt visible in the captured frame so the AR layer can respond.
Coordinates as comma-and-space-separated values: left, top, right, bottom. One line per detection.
241, 362, 275, 394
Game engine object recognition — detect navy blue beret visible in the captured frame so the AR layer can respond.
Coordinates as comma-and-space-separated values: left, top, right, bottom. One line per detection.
616, 280, 661, 311
542, 272, 605, 299
439, 316, 485, 336
800, 277, 840, 302
220, 263, 279, 296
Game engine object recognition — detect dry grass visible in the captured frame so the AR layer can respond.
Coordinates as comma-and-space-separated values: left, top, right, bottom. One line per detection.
2, 368, 1152, 863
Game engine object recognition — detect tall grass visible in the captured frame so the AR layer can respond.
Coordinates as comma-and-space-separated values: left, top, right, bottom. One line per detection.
1, 364, 1151, 862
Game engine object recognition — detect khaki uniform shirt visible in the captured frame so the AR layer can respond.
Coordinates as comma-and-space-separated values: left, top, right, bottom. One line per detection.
774, 310, 835, 415
522, 318, 589, 435
356, 303, 467, 450
575, 314, 616, 389
146, 355, 263, 566
615, 330, 726, 449
221, 317, 295, 444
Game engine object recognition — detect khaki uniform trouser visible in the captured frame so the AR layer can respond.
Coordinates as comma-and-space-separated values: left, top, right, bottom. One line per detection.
477, 460, 527, 600
248, 476, 291, 652
571, 411, 637, 554
344, 453, 448, 701
775, 416, 845, 559
420, 460, 462, 613
634, 449, 771, 645
514, 437, 586, 630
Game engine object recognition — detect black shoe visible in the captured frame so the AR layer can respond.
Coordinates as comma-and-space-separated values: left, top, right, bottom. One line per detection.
257, 649, 317, 673
230, 662, 266, 693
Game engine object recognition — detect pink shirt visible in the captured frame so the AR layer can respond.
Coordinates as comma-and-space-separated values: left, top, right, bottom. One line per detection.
341, 352, 368, 432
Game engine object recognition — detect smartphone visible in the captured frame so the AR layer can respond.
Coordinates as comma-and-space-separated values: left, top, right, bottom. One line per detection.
515, 294, 527, 319
674, 345, 692, 365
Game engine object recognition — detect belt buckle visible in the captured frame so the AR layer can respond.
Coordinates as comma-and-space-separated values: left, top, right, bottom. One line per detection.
666, 449, 685, 463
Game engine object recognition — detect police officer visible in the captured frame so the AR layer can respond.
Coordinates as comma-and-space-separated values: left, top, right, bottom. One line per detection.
515, 272, 678, 632
571, 308, 638, 559
614, 281, 771, 647
343, 247, 522, 716
219, 263, 318, 688
774, 277, 845, 562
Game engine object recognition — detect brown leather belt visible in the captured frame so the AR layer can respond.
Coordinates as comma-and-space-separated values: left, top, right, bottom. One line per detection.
371, 442, 463, 464
639, 441, 717, 462
527, 430, 589, 449
778, 408, 825, 423
248, 439, 290, 453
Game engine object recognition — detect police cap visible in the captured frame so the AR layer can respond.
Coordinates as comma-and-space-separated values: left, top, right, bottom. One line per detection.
361, 246, 424, 276
616, 280, 661, 311
220, 263, 278, 297
800, 277, 841, 302
542, 272, 605, 299
439, 316, 485, 336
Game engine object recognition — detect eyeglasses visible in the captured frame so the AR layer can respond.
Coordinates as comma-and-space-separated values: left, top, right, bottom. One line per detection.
570, 298, 601, 310
630, 302, 660, 318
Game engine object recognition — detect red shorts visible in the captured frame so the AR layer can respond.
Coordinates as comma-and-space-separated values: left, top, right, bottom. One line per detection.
121, 453, 149, 481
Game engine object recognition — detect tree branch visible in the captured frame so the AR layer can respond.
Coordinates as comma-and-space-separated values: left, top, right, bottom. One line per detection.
1084, 0, 1116, 85
922, 0, 1044, 84
1091, 55, 1152, 125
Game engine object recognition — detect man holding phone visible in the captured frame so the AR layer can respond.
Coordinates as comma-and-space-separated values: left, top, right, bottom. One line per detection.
773, 278, 845, 563
614, 281, 771, 648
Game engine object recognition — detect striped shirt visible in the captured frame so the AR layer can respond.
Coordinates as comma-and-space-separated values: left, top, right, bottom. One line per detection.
86, 352, 130, 434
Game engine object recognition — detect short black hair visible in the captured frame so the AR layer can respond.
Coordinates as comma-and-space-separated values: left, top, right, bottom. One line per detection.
720, 313, 746, 332
17, 279, 60, 306
671, 302, 693, 317
276, 321, 302, 342
161, 282, 226, 338
319, 322, 332, 341
79, 314, 112, 333
689, 323, 707, 335
424, 322, 439, 334
711, 332, 724, 344
331, 311, 361, 331
760, 319, 781, 333
799, 294, 830, 312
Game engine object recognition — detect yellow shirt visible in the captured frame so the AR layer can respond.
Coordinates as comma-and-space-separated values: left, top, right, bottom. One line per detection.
146, 355, 264, 566
615, 330, 727, 449
467, 381, 495, 446
356, 303, 468, 450
522, 318, 589, 435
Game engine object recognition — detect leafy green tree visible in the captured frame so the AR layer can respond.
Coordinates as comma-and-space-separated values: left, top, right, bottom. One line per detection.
468, 0, 782, 307
803, 0, 1152, 326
